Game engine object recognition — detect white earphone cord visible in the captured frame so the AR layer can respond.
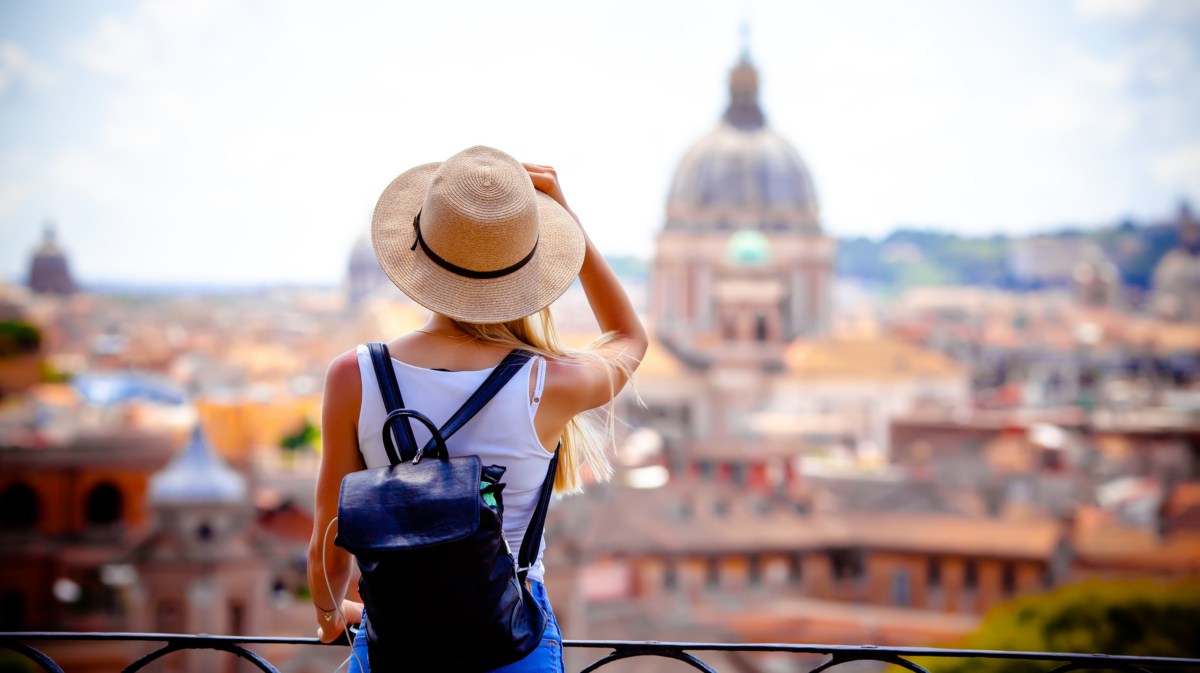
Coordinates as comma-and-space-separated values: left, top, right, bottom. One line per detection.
323, 516, 365, 673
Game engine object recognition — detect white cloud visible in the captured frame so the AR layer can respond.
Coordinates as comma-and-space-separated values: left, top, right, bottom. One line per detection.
70, 15, 149, 76
1073, 0, 1154, 19
0, 40, 56, 94
0, 182, 28, 218
70, 0, 242, 76
48, 152, 137, 206
1152, 143, 1200, 187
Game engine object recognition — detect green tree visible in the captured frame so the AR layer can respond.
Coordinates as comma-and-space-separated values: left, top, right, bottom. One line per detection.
280, 417, 321, 452
0, 321, 41, 358
922, 580, 1200, 673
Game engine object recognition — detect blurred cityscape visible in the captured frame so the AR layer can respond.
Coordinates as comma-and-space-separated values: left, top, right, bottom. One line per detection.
2, 51, 1199, 673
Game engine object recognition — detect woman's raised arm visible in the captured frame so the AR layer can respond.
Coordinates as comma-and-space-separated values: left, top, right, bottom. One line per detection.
524, 163, 648, 413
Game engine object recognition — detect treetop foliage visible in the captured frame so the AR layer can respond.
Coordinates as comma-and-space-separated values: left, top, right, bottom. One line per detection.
921, 579, 1200, 673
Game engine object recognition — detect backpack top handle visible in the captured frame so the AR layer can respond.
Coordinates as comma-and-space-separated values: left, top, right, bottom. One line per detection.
381, 409, 449, 464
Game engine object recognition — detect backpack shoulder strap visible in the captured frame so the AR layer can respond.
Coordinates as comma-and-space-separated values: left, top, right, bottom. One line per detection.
418, 349, 533, 453
367, 342, 417, 464
518, 447, 559, 584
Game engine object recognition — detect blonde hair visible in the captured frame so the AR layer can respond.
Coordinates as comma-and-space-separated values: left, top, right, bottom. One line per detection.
452, 308, 635, 495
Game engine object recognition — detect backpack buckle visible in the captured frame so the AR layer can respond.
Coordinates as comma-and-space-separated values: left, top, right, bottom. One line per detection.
412, 448, 425, 465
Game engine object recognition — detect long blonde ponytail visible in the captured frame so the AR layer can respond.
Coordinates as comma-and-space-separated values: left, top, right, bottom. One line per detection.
452, 308, 634, 495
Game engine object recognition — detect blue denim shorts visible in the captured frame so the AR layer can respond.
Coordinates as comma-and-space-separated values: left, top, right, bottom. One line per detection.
346, 580, 563, 673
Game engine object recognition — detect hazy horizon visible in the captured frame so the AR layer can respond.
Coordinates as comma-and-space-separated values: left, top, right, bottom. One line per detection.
2, 0, 1198, 286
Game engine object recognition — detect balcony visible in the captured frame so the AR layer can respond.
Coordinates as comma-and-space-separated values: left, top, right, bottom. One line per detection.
3, 632, 1200, 673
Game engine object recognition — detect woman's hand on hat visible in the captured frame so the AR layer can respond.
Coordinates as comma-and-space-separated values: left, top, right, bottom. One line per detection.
524, 163, 573, 217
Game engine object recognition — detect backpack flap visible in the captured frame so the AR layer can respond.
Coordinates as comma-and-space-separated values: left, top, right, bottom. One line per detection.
336, 454, 483, 554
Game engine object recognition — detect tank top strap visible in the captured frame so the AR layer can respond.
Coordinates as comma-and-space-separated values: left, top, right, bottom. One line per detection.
529, 355, 547, 420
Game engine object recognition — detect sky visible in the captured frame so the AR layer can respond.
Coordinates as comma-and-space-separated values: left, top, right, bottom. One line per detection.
1, 0, 1198, 286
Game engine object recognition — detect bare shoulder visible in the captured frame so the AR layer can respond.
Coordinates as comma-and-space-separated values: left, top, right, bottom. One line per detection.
324, 348, 363, 412
544, 355, 601, 387
542, 353, 617, 415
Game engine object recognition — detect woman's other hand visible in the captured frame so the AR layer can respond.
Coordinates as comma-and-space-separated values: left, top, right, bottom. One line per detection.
340, 599, 364, 626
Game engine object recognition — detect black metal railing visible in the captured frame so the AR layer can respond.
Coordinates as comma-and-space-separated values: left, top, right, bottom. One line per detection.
3, 632, 1200, 673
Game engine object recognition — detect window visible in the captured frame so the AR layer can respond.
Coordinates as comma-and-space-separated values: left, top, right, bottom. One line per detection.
927, 557, 942, 589
0, 482, 39, 529
85, 482, 123, 527
706, 557, 721, 589
747, 555, 762, 586
829, 548, 865, 584
964, 559, 978, 592
729, 463, 747, 487
789, 554, 803, 585
229, 599, 246, 636
1, 591, 24, 630
673, 501, 692, 522
1002, 562, 1016, 595
156, 599, 183, 633
755, 314, 768, 342
663, 562, 678, 590
722, 316, 737, 341
891, 569, 912, 606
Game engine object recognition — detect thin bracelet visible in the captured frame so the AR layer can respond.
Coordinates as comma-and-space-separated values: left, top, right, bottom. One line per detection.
313, 601, 340, 622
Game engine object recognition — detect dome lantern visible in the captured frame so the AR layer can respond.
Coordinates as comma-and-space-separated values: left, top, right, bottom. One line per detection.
725, 55, 764, 131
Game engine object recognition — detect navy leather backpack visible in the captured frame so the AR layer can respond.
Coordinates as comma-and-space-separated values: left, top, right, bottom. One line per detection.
335, 343, 558, 672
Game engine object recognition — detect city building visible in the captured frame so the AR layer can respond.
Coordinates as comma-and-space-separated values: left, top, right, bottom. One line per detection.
128, 427, 268, 673
547, 51, 973, 663
652, 51, 834, 366
346, 233, 392, 307
26, 224, 78, 295
1152, 201, 1200, 321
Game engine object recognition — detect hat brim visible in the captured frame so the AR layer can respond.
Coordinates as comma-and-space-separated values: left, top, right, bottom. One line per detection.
372, 162, 586, 324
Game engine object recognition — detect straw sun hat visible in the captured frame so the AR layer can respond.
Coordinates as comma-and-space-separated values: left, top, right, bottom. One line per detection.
372, 145, 585, 324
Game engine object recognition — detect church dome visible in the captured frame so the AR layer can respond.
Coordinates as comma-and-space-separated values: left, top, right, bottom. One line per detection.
27, 224, 77, 295
149, 426, 246, 505
347, 232, 393, 306
666, 55, 819, 232
1151, 201, 1200, 320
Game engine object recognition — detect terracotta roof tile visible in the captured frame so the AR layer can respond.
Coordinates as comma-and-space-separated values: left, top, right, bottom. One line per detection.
578, 485, 1060, 559
782, 338, 964, 381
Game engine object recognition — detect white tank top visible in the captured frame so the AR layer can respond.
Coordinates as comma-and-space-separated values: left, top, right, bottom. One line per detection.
355, 345, 553, 582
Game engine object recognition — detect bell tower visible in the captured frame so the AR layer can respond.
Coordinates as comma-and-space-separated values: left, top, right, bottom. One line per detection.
129, 427, 267, 673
